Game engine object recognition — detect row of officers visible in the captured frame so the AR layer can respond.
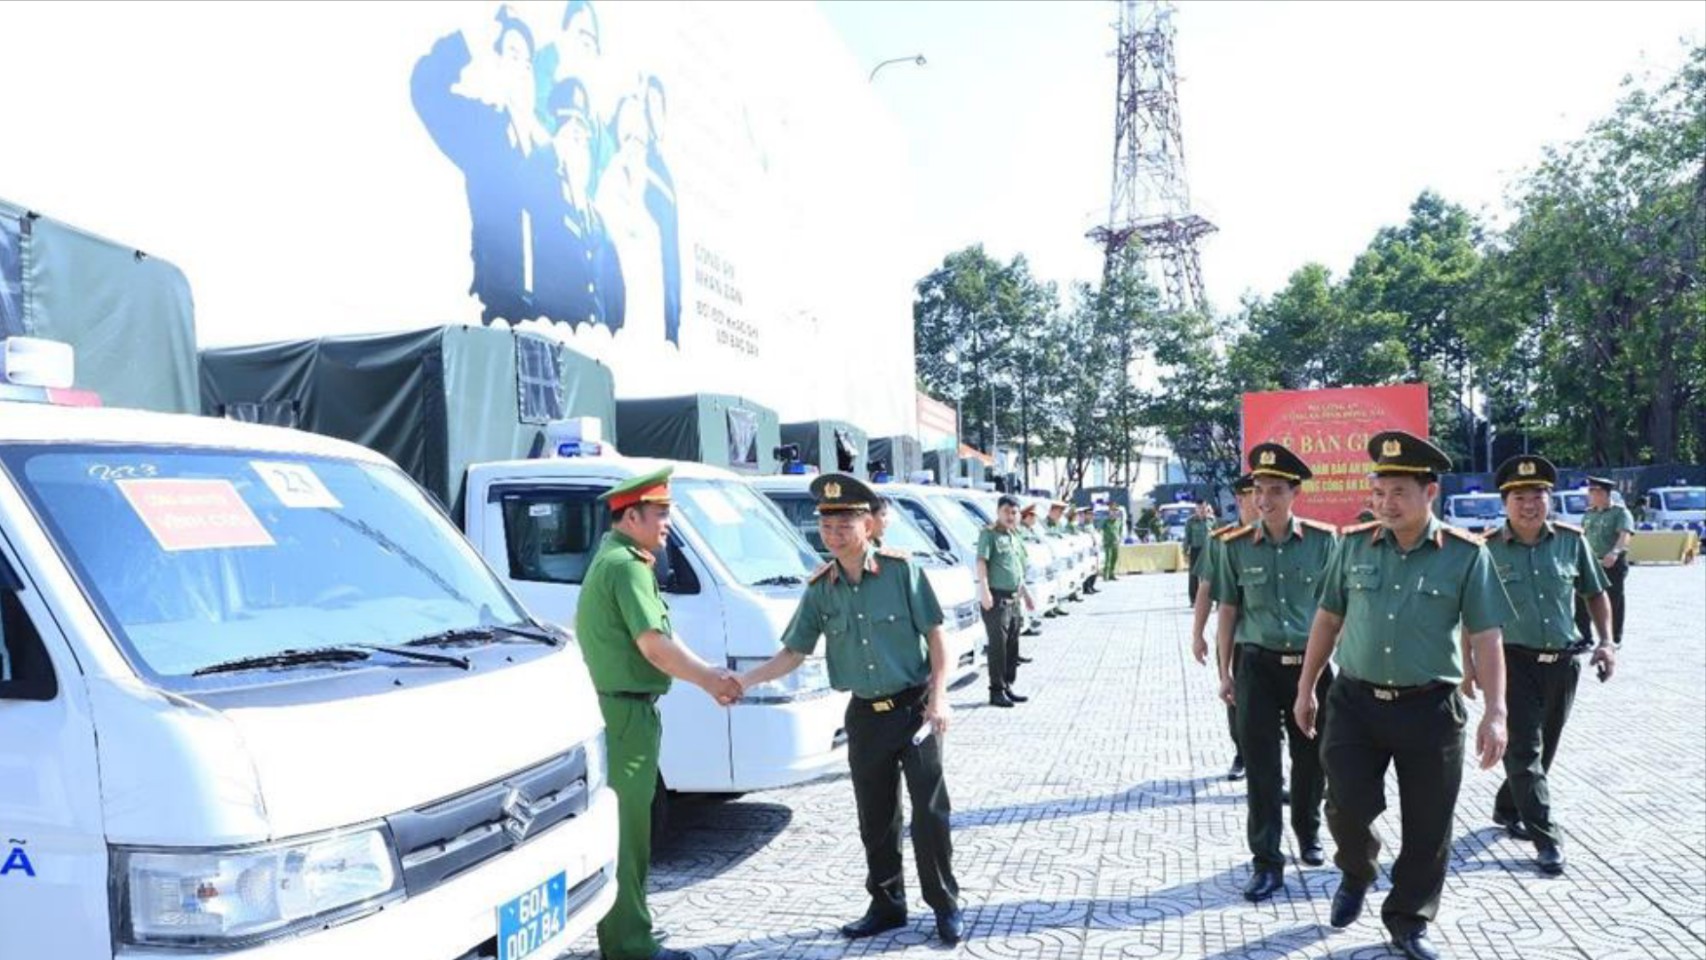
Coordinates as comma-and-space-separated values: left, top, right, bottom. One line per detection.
568, 428, 1627, 960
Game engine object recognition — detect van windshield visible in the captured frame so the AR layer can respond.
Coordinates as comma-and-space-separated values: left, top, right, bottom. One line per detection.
1663, 489, 1706, 511
1450, 496, 1503, 518
1559, 493, 1590, 515
1, 446, 526, 683
672, 479, 817, 585
931, 495, 991, 547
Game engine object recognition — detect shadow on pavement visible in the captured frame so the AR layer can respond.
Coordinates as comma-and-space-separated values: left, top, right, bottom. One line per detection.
650, 797, 793, 893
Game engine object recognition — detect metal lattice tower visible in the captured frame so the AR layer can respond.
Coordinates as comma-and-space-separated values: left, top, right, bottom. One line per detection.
1088, 0, 1215, 314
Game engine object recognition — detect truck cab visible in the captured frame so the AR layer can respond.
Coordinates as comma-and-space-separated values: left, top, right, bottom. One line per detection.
0, 368, 616, 960
748, 475, 983, 688
1442, 491, 1506, 533
878, 483, 1058, 623
1643, 485, 1706, 531
462, 455, 847, 807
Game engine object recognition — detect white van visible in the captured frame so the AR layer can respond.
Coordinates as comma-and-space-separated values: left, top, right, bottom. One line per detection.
1550, 487, 1625, 526
879, 484, 1059, 621
748, 475, 983, 687
0, 384, 616, 959
1443, 492, 1506, 533
462, 455, 846, 813
937, 490, 1066, 632
1643, 485, 1706, 530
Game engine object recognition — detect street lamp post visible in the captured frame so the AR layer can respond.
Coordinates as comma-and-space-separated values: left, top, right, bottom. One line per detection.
869, 54, 927, 82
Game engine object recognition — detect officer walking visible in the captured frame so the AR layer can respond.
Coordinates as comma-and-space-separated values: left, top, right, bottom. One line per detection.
1293, 431, 1514, 960
575, 467, 743, 960
736, 474, 964, 944
1575, 476, 1633, 648
1101, 505, 1123, 582
1184, 500, 1214, 603
977, 494, 1036, 708
1191, 474, 1257, 782
1211, 446, 1338, 901
1473, 455, 1615, 876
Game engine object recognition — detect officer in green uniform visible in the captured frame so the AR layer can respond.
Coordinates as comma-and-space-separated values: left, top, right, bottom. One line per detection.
574, 467, 743, 960
1077, 506, 1102, 594
1184, 500, 1214, 602
1212, 446, 1339, 901
1575, 476, 1634, 647
977, 494, 1035, 708
1101, 505, 1123, 581
1473, 455, 1615, 877
1293, 431, 1514, 960
737, 473, 964, 945
1191, 474, 1257, 782
1045, 501, 1080, 603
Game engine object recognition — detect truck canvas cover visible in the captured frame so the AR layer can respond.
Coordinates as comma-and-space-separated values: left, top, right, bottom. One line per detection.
616, 393, 781, 475
199, 325, 615, 516
781, 420, 868, 476
1, 196, 197, 413
869, 435, 923, 479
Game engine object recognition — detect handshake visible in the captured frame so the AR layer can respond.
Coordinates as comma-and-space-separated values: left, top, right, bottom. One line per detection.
702, 668, 748, 707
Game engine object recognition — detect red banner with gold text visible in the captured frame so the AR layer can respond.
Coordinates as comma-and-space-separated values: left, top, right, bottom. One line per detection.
1241, 385, 1430, 527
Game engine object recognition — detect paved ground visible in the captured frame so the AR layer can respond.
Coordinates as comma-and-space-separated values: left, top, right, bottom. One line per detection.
564, 561, 1705, 960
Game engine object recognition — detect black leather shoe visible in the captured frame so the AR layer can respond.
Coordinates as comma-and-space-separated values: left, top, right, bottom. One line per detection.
1300, 839, 1325, 866
1242, 866, 1285, 902
1493, 809, 1532, 841
1329, 882, 1366, 928
840, 908, 907, 939
934, 907, 965, 945
1016, 656, 1034, 663
1005, 690, 1029, 703
1390, 926, 1441, 960
1536, 839, 1565, 876
1227, 757, 1246, 782
989, 691, 1015, 708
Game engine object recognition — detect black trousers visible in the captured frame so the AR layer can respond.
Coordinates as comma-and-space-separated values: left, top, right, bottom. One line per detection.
846, 688, 959, 915
1227, 704, 1242, 761
1236, 646, 1332, 868
1186, 546, 1202, 602
1494, 652, 1581, 846
1321, 678, 1465, 936
982, 594, 1021, 691
1575, 555, 1628, 645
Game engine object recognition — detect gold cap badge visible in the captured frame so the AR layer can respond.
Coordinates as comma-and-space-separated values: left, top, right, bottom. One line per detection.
1381, 439, 1402, 458
1258, 450, 1276, 466
822, 481, 842, 500
1518, 461, 1536, 476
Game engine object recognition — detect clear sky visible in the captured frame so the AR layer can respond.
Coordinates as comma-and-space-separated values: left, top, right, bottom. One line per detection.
819, 0, 1704, 313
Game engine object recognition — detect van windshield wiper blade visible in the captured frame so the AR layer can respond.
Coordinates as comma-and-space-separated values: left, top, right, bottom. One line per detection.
403, 623, 560, 648
356, 644, 471, 670
750, 574, 804, 587
193, 647, 371, 677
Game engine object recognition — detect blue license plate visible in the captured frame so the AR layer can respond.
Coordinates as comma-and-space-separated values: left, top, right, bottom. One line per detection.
498, 872, 567, 960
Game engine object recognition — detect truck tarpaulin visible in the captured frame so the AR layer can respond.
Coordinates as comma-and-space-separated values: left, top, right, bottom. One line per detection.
781, 421, 868, 476
869, 435, 922, 480
617, 394, 782, 475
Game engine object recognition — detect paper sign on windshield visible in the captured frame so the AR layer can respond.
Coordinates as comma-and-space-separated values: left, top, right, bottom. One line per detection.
250, 461, 342, 509
117, 479, 276, 552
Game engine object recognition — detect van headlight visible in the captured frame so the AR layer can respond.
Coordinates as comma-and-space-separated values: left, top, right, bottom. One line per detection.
113, 826, 402, 948
583, 729, 608, 795
728, 656, 834, 703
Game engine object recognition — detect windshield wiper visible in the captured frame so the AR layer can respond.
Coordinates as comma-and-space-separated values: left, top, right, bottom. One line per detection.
403, 623, 561, 649
193, 647, 371, 677
750, 574, 804, 587
356, 644, 471, 670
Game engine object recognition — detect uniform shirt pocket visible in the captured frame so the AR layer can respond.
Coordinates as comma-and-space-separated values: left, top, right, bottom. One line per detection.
1346, 564, 1382, 593
1419, 574, 1461, 603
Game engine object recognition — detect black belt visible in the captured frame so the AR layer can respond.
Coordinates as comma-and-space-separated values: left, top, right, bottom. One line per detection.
1242, 645, 1306, 667
599, 691, 661, 703
1505, 646, 1574, 665
851, 684, 927, 714
989, 588, 1017, 599
1346, 678, 1452, 702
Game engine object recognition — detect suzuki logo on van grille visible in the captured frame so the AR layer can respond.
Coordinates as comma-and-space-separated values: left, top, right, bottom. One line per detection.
502, 788, 540, 844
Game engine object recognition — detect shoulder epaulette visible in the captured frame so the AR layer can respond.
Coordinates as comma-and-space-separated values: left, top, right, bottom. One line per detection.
1341, 520, 1381, 535
876, 546, 910, 562
625, 545, 655, 565
1443, 525, 1484, 545
1225, 523, 1257, 541
808, 561, 835, 584
1300, 518, 1338, 535
1554, 521, 1584, 535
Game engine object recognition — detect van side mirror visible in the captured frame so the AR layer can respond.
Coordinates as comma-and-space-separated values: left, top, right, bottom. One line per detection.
0, 559, 57, 702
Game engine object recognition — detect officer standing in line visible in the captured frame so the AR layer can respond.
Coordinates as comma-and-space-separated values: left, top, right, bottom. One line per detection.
736, 473, 965, 945
1575, 476, 1634, 648
1019, 503, 1057, 630
1211, 446, 1338, 902
1293, 431, 1514, 960
1191, 474, 1258, 782
1184, 499, 1214, 602
1469, 455, 1615, 877
575, 467, 743, 960
976, 494, 1036, 708
1045, 501, 1081, 603
1078, 506, 1102, 594
1101, 505, 1123, 582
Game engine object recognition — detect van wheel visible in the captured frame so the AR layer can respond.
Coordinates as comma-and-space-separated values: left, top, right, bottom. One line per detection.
650, 773, 671, 839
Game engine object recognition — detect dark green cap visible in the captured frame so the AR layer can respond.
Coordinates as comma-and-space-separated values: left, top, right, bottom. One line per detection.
1367, 430, 1451, 477
810, 472, 880, 513
1249, 442, 1313, 482
1495, 454, 1556, 492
